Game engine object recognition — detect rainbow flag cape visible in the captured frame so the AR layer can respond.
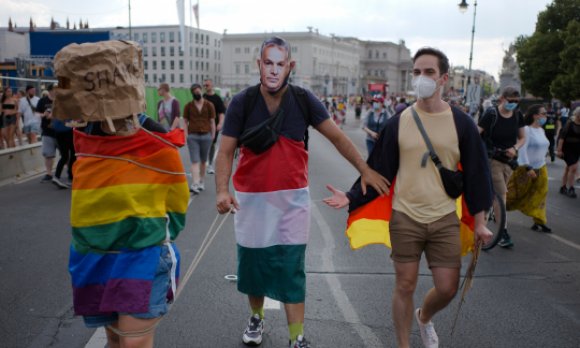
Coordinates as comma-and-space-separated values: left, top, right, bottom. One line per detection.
69, 128, 189, 315
346, 179, 476, 256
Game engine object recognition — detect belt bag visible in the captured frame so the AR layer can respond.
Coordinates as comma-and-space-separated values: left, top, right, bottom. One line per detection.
239, 108, 285, 154
410, 106, 463, 199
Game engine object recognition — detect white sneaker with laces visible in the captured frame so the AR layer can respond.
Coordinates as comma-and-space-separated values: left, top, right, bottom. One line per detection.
198, 182, 205, 191
207, 165, 215, 174
190, 183, 200, 194
415, 308, 438, 348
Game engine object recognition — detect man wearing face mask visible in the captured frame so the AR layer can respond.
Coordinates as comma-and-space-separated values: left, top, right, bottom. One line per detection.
215, 36, 390, 348
323, 47, 493, 348
478, 86, 526, 248
183, 83, 216, 194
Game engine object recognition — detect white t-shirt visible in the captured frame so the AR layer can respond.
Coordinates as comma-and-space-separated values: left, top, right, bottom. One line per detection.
18, 96, 40, 126
517, 126, 550, 169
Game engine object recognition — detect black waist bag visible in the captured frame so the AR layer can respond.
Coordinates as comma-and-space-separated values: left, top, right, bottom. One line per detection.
239, 108, 285, 154
410, 106, 463, 199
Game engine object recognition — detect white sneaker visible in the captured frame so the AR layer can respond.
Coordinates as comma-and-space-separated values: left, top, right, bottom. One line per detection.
198, 182, 205, 191
189, 183, 200, 194
415, 308, 438, 348
207, 165, 215, 174
52, 177, 70, 189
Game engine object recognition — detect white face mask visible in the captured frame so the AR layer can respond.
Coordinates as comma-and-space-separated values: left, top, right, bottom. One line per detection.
412, 75, 439, 99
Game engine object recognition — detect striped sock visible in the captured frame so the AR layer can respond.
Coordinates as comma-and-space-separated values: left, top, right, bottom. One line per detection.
288, 322, 304, 342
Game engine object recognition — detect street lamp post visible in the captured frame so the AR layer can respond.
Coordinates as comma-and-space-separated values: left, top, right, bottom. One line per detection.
458, 0, 477, 99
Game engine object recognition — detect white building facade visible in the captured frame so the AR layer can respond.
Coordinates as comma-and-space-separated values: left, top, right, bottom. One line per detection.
221, 31, 412, 96
111, 25, 223, 88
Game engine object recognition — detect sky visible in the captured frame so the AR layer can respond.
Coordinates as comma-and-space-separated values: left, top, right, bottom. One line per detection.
2, 0, 553, 80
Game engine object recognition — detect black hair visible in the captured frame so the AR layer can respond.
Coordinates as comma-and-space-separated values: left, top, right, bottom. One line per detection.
524, 104, 544, 125
501, 86, 520, 99
260, 36, 291, 60
413, 47, 449, 74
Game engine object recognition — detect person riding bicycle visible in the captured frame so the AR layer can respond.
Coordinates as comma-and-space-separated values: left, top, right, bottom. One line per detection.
478, 86, 526, 248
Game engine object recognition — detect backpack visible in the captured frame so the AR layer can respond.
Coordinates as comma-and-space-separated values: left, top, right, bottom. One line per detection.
242, 84, 312, 150
480, 106, 500, 156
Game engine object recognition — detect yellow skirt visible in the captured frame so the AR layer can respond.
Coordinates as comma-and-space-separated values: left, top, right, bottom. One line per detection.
506, 165, 548, 225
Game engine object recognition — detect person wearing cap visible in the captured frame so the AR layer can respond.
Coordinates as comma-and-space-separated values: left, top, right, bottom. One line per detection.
183, 83, 216, 194
216, 36, 389, 348
17, 85, 40, 144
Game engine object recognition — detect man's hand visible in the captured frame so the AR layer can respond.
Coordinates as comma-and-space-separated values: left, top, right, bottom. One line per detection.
505, 147, 517, 158
216, 191, 240, 214
322, 184, 350, 209
527, 169, 537, 179
360, 167, 390, 196
473, 223, 493, 246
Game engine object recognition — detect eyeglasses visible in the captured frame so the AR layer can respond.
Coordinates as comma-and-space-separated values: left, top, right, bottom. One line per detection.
506, 99, 520, 104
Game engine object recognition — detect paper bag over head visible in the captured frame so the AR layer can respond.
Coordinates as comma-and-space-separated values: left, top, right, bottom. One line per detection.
52, 40, 146, 122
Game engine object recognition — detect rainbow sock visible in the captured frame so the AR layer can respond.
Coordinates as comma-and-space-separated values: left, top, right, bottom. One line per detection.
288, 322, 304, 342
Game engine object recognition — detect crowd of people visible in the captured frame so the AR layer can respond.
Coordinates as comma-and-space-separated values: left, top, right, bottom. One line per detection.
3, 35, 578, 348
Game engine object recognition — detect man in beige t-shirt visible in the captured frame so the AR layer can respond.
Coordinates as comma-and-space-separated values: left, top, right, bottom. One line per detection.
324, 47, 494, 348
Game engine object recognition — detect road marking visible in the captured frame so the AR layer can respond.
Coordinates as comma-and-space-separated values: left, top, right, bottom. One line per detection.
264, 297, 281, 310
547, 233, 580, 252
311, 203, 383, 347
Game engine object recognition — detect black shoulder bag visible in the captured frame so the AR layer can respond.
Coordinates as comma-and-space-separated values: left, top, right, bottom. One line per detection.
239, 107, 286, 154
410, 107, 463, 199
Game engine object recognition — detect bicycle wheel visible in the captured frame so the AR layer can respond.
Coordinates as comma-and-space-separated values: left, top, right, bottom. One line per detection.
482, 192, 506, 251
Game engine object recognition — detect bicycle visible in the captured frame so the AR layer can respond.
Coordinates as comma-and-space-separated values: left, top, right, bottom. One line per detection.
482, 192, 506, 250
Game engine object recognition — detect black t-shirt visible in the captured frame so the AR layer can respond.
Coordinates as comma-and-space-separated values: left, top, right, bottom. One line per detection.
82, 116, 167, 136
478, 107, 525, 150
203, 93, 226, 126
222, 86, 329, 141
36, 96, 56, 137
544, 111, 557, 134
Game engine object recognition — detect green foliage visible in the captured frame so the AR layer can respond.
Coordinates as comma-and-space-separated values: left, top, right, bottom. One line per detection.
515, 0, 580, 102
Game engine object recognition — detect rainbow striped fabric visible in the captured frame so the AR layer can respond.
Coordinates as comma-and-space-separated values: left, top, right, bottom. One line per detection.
346, 179, 475, 256
69, 128, 189, 315
233, 136, 310, 303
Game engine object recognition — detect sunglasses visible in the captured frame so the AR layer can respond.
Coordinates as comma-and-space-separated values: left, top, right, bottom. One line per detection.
506, 99, 520, 104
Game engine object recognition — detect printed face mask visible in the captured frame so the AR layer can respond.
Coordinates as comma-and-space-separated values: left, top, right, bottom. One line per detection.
412, 75, 438, 99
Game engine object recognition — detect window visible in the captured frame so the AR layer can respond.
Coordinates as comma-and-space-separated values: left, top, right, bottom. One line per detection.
179, 48, 183, 57
195, 33, 199, 43
161, 61, 166, 70
144, 74, 148, 82
152, 47, 157, 57
190, 74, 193, 83
200, 49, 204, 58
206, 62, 209, 71
160, 32, 165, 43
235, 64, 240, 74
206, 49, 209, 58
161, 47, 166, 57
368, 50, 372, 59
383, 52, 387, 59
206, 35, 209, 45
153, 73, 157, 82
153, 61, 157, 69
170, 61, 175, 70
143, 47, 148, 57
170, 74, 174, 83
375, 50, 379, 59
235, 47, 241, 54
170, 47, 175, 57
133, 33, 139, 41
143, 32, 148, 43
244, 47, 250, 54
196, 48, 199, 57
180, 74, 184, 83
190, 47, 193, 56
180, 60, 184, 69
161, 73, 166, 82
151, 32, 157, 43
144, 61, 148, 70
169, 32, 175, 43
196, 61, 199, 70
244, 64, 249, 74
291, 46, 297, 53
189, 32, 193, 43
177, 32, 181, 43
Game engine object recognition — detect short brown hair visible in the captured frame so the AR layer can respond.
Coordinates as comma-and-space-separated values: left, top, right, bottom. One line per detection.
501, 86, 520, 98
158, 83, 170, 92
413, 47, 450, 75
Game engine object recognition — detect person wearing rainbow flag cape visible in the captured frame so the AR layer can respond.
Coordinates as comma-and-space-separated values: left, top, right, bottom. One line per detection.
215, 36, 390, 348
324, 48, 494, 348
52, 40, 190, 348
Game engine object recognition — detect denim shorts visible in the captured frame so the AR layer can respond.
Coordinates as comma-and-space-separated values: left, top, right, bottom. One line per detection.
186, 132, 212, 163
23, 121, 41, 134
42, 135, 57, 158
82, 245, 176, 328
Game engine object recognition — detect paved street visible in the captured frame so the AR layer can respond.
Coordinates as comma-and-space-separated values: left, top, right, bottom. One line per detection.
1, 109, 579, 348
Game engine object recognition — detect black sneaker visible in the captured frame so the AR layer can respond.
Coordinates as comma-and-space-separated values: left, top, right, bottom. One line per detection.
242, 314, 264, 346
560, 186, 568, 195
497, 230, 514, 248
41, 174, 53, 183
567, 187, 577, 198
290, 335, 311, 348
531, 224, 552, 233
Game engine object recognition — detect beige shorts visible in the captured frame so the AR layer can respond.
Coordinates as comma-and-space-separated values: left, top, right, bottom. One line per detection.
490, 159, 513, 198
389, 210, 461, 269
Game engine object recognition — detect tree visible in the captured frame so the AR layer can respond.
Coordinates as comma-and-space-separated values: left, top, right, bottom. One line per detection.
515, 0, 580, 100
550, 20, 580, 104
